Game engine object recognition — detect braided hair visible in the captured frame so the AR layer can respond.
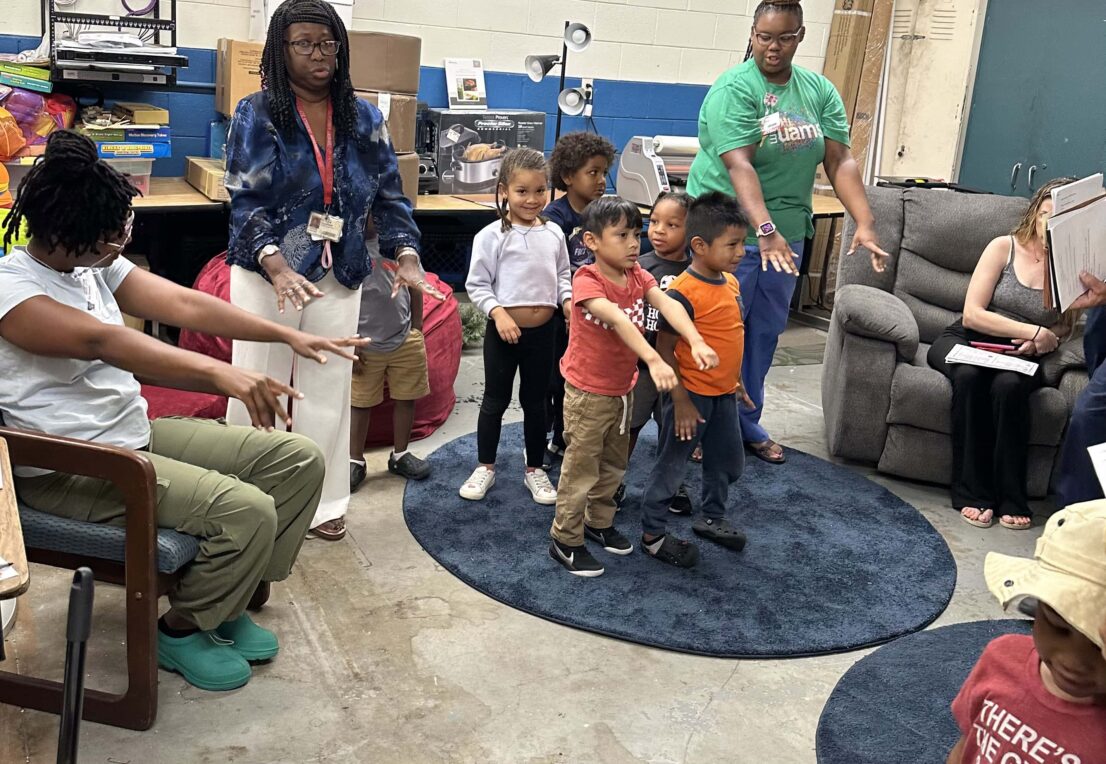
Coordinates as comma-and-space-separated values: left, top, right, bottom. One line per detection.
2, 130, 136, 257
260, 0, 362, 147
495, 148, 549, 232
753, 0, 803, 25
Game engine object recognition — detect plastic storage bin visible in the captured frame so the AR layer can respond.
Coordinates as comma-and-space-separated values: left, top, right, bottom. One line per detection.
104, 158, 153, 196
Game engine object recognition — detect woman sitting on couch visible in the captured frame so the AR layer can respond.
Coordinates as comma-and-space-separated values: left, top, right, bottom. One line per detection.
927, 179, 1076, 530
0, 130, 364, 692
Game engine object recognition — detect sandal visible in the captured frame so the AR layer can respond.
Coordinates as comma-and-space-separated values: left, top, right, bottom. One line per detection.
745, 440, 786, 464
308, 517, 347, 541
692, 517, 747, 551
959, 507, 994, 528
999, 514, 1033, 530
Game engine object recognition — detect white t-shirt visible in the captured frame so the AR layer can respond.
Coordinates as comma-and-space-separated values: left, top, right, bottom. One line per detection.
0, 249, 151, 471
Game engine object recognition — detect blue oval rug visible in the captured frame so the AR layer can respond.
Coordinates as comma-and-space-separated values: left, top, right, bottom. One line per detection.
816, 619, 1033, 763
403, 421, 956, 658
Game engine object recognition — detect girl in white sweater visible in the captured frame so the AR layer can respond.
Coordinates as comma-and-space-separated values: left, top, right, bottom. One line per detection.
462, 149, 572, 504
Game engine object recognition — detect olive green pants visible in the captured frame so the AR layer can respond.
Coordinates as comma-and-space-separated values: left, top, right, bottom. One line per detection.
17, 418, 324, 631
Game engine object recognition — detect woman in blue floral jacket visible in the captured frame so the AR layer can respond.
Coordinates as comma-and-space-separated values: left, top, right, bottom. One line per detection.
224, 0, 436, 540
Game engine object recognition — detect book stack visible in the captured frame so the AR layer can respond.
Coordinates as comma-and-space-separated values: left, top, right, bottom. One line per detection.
79, 103, 172, 159
0, 63, 52, 94
1044, 174, 1106, 312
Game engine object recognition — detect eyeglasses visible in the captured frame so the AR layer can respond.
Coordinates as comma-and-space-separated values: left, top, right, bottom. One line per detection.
286, 40, 341, 57
100, 212, 134, 253
753, 30, 802, 46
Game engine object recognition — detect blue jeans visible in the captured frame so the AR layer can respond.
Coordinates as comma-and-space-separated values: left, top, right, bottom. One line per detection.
735, 239, 806, 444
639, 391, 745, 537
1056, 307, 1106, 506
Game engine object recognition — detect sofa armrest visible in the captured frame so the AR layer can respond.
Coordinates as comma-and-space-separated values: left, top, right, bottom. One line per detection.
833, 284, 920, 363
1041, 338, 1086, 388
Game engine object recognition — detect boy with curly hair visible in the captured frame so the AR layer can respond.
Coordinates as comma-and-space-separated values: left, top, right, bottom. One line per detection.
542, 132, 616, 468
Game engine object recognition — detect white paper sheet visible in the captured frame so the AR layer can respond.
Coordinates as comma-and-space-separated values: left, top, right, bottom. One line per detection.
944, 344, 1039, 376
1051, 173, 1104, 215
1048, 195, 1106, 311
1088, 442, 1106, 497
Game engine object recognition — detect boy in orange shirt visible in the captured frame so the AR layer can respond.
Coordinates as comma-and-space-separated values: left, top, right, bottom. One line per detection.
639, 192, 751, 568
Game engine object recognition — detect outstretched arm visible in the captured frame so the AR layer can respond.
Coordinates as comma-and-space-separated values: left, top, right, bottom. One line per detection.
583, 297, 677, 391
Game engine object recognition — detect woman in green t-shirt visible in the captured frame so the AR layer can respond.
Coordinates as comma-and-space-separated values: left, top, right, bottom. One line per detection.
687, 0, 889, 464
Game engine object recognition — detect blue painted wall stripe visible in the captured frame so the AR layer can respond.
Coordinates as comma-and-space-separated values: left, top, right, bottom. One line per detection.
1, 34, 711, 177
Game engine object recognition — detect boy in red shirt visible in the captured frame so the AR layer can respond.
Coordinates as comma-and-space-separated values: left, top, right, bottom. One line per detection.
639, 192, 751, 567
947, 500, 1106, 763
549, 196, 718, 578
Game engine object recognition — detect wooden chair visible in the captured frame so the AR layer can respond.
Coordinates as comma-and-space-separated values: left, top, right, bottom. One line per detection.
0, 425, 199, 730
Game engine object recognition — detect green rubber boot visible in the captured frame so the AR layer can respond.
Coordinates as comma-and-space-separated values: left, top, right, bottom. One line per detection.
215, 614, 279, 662
157, 631, 251, 691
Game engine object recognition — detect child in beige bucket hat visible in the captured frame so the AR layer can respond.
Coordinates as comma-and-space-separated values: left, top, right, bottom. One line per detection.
946, 500, 1106, 764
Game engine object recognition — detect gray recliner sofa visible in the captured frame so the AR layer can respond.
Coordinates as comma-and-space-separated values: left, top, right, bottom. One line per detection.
821, 186, 1087, 497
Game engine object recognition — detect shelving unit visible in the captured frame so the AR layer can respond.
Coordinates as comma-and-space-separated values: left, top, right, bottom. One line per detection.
41, 0, 186, 87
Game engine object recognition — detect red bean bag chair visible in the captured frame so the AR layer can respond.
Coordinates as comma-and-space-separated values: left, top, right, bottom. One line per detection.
162, 255, 460, 449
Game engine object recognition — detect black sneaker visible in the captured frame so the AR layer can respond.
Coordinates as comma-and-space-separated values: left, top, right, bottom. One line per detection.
548, 539, 604, 577
542, 442, 565, 472
669, 484, 692, 515
350, 461, 367, 492
584, 524, 633, 555
692, 517, 747, 551
613, 482, 627, 508
388, 452, 431, 480
641, 534, 700, 568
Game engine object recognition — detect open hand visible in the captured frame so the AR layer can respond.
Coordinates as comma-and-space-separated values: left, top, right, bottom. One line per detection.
690, 340, 719, 371
674, 398, 704, 441
758, 231, 799, 275
287, 331, 368, 364
848, 222, 891, 274
214, 366, 302, 430
392, 254, 447, 301
271, 268, 325, 313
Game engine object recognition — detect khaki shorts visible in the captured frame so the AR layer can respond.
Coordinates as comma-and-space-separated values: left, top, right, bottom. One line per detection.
351, 329, 430, 408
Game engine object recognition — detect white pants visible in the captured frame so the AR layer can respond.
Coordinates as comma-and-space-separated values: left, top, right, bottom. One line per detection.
227, 266, 360, 528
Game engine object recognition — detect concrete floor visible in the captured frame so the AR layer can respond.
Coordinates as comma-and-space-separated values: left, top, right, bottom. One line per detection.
1, 324, 1048, 764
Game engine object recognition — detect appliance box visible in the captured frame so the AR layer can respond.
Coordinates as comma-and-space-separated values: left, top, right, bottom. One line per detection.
356, 90, 417, 154
426, 109, 547, 194
347, 31, 421, 96
216, 39, 264, 118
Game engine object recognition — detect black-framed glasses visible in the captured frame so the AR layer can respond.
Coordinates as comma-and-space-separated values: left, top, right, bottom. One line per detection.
753, 30, 802, 46
286, 40, 341, 57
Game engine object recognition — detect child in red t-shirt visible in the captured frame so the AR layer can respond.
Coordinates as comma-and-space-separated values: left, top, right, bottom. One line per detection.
948, 500, 1106, 764
548, 196, 719, 578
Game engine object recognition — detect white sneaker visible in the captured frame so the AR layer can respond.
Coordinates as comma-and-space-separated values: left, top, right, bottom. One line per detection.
459, 466, 495, 500
524, 469, 558, 505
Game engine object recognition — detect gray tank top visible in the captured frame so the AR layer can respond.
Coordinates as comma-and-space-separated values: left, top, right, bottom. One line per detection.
989, 236, 1060, 327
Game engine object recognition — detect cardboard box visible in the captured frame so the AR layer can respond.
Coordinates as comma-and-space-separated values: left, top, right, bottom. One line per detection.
397, 152, 418, 205
111, 102, 169, 125
356, 90, 417, 154
348, 31, 421, 96
186, 156, 230, 202
249, 0, 353, 42
426, 109, 547, 194
216, 39, 264, 118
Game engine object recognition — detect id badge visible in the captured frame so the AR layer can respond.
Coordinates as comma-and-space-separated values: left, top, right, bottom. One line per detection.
759, 112, 781, 136
308, 212, 344, 243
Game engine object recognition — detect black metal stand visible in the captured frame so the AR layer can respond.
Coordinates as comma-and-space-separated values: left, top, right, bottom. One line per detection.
57, 568, 94, 764
554, 20, 570, 145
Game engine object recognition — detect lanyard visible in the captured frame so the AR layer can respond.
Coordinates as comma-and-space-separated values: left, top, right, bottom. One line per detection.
296, 97, 335, 208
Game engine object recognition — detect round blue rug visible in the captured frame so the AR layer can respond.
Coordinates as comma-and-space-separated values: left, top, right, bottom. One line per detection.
816, 619, 1033, 763
403, 421, 956, 658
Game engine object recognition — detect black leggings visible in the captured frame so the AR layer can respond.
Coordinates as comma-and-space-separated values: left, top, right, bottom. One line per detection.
928, 328, 1043, 517
478, 318, 556, 468
545, 313, 568, 450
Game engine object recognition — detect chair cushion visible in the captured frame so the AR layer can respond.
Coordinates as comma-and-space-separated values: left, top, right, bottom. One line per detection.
18, 502, 200, 574
887, 363, 1069, 446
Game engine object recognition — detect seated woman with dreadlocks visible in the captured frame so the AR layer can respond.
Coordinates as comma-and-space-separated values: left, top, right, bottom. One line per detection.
224, 0, 439, 542
0, 129, 366, 692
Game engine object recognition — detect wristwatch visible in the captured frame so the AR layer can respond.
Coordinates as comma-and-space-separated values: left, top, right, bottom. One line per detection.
756, 221, 777, 238
256, 244, 280, 265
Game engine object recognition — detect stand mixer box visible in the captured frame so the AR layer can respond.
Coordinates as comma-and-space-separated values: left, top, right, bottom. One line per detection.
426, 109, 546, 194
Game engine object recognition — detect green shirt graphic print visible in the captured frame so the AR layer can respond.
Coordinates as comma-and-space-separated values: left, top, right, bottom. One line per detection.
687, 58, 850, 246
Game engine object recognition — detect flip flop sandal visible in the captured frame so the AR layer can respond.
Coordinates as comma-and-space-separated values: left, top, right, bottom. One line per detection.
959, 507, 994, 528
999, 514, 1033, 530
308, 517, 347, 541
745, 440, 786, 464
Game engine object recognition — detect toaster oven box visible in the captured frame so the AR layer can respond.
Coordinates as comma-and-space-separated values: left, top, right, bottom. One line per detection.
426, 109, 546, 194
